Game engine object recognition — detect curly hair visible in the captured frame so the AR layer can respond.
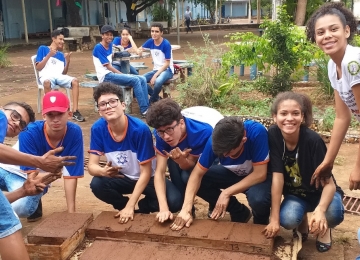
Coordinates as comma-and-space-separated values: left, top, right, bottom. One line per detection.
93, 82, 124, 104
4, 102, 35, 123
306, 2, 357, 43
146, 99, 183, 129
270, 91, 313, 127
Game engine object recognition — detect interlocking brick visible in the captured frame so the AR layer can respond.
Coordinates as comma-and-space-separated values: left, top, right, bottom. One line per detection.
86, 211, 273, 256
80, 239, 271, 260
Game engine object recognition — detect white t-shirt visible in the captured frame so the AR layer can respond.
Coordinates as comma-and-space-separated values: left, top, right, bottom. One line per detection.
93, 43, 113, 83
36, 45, 66, 79
181, 106, 224, 128
142, 38, 174, 73
328, 44, 360, 121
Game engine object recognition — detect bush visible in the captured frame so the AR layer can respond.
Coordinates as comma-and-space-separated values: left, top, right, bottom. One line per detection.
0, 45, 10, 68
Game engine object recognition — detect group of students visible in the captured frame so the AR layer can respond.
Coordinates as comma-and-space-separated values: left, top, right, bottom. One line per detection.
2, 2, 360, 259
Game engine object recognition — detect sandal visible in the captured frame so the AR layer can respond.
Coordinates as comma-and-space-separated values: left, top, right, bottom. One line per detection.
293, 228, 309, 242
316, 229, 332, 253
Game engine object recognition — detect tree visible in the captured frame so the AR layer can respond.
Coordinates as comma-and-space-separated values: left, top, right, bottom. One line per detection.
64, 0, 82, 26
192, 0, 216, 19
294, 0, 307, 25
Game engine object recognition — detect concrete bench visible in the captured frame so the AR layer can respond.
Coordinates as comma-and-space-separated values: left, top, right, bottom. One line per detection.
60, 27, 90, 52
162, 74, 179, 98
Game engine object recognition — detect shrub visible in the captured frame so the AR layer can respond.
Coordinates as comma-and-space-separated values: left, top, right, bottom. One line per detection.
0, 45, 10, 68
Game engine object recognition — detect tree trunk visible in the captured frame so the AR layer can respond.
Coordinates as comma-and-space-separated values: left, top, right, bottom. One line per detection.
125, 2, 136, 22
64, 0, 82, 26
294, 0, 307, 26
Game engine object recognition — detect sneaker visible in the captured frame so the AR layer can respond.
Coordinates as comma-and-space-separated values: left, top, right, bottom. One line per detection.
141, 109, 148, 118
72, 110, 85, 122
229, 205, 252, 223
27, 200, 43, 222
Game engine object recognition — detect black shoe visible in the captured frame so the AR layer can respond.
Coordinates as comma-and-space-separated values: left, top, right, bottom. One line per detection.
72, 110, 85, 122
229, 205, 252, 223
316, 229, 332, 252
27, 200, 43, 222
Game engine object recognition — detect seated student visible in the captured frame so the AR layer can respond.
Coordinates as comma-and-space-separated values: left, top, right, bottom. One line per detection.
88, 82, 175, 224
0, 101, 74, 260
263, 92, 344, 253
35, 29, 84, 122
0, 91, 84, 222
93, 25, 149, 117
170, 116, 272, 231
146, 99, 223, 222
139, 23, 174, 104
112, 28, 139, 75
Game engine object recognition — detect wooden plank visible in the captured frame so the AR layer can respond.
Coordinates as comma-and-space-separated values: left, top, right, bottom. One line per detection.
26, 244, 62, 260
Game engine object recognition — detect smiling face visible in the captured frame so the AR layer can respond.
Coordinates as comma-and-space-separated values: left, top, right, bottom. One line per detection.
315, 14, 350, 58
3, 105, 30, 138
273, 100, 304, 137
102, 32, 114, 45
151, 26, 163, 41
52, 34, 65, 51
121, 30, 130, 42
97, 93, 125, 122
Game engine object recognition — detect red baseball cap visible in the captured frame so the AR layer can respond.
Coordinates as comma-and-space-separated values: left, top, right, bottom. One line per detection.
42, 91, 70, 115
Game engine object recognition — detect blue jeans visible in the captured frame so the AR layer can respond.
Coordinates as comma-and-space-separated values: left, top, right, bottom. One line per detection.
112, 64, 139, 75
196, 164, 272, 224
0, 168, 41, 218
280, 192, 344, 230
143, 69, 173, 103
167, 159, 192, 200
90, 175, 182, 213
104, 72, 149, 114
0, 191, 22, 238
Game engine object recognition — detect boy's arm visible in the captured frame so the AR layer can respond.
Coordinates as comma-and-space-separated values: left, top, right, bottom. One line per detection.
62, 52, 71, 74
154, 154, 171, 222
64, 178, 77, 213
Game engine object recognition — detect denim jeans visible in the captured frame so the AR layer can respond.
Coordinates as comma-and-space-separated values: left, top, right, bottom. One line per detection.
0, 191, 22, 238
280, 192, 344, 230
90, 175, 182, 213
196, 164, 272, 224
112, 64, 139, 75
0, 168, 41, 218
104, 72, 149, 113
167, 159, 192, 200
143, 69, 173, 103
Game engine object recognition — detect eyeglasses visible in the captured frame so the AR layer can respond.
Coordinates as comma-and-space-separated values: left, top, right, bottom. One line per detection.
155, 122, 180, 137
4, 108, 28, 131
97, 99, 119, 111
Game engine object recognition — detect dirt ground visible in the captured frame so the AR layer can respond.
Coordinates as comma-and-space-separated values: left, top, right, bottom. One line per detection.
1, 29, 360, 259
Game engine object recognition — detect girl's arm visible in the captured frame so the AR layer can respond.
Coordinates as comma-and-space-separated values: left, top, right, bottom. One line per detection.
128, 35, 139, 54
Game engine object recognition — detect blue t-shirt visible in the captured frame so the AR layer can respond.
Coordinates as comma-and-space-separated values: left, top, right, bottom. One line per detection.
92, 42, 113, 82
19, 121, 84, 178
89, 115, 156, 180
142, 38, 174, 73
198, 120, 269, 176
155, 117, 213, 158
113, 37, 132, 49
0, 110, 7, 143
36, 45, 66, 78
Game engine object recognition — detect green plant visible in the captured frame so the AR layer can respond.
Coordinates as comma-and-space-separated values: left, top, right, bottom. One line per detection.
149, 4, 172, 26
0, 45, 10, 68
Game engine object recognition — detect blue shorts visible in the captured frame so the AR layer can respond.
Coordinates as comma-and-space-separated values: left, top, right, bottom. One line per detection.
0, 191, 21, 238
40, 74, 74, 89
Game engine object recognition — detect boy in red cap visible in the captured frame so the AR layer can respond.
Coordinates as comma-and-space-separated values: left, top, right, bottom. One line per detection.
0, 91, 84, 222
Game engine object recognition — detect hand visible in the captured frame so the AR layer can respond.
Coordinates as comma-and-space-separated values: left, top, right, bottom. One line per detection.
170, 209, 193, 231
349, 165, 360, 190
311, 162, 332, 189
210, 191, 230, 220
47, 47, 57, 57
150, 75, 157, 86
156, 210, 173, 223
102, 161, 124, 178
64, 52, 72, 63
128, 35, 133, 41
162, 148, 192, 165
38, 147, 76, 173
114, 206, 134, 224
22, 171, 62, 196
309, 208, 328, 237
262, 220, 280, 239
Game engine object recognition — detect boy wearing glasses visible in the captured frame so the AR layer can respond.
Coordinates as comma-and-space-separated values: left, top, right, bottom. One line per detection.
145, 99, 223, 223
0, 91, 84, 222
139, 23, 174, 104
169, 117, 272, 231
88, 82, 177, 224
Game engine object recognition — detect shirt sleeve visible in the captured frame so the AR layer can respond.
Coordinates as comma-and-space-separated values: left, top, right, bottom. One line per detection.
89, 124, 104, 155
345, 55, 360, 88
0, 111, 7, 143
154, 132, 170, 156
249, 123, 270, 165
35, 46, 49, 63
198, 137, 217, 170
142, 39, 152, 49
19, 130, 41, 171
163, 40, 172, 60
268, 126, 284, 174
113, 37, 121, 45
93, 44, 110, 65
136, 125, 156, 163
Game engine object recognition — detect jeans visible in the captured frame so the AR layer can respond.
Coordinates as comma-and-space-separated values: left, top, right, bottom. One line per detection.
167, 159, 192, 200
280, 192, 344, 230
104, 72, 149, 113
143, 69, 173, 103
112, 64, 139, 75
0, 168, 41, 218
196, 164, 272, 224
185, 19, 191, 32
0, 191, 22, 238
90, 175, 182, 213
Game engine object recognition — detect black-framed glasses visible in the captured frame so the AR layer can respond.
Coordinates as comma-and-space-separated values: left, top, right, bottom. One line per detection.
4, 108, 28, 131
97, 99, 119, 111
155, 122, 180, 137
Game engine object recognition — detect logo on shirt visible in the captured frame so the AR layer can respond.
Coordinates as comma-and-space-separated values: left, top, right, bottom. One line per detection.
51, 59, 57, 65
155, 51, 159, 56
116, 152, 128, 166
348, 61, 360, 75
